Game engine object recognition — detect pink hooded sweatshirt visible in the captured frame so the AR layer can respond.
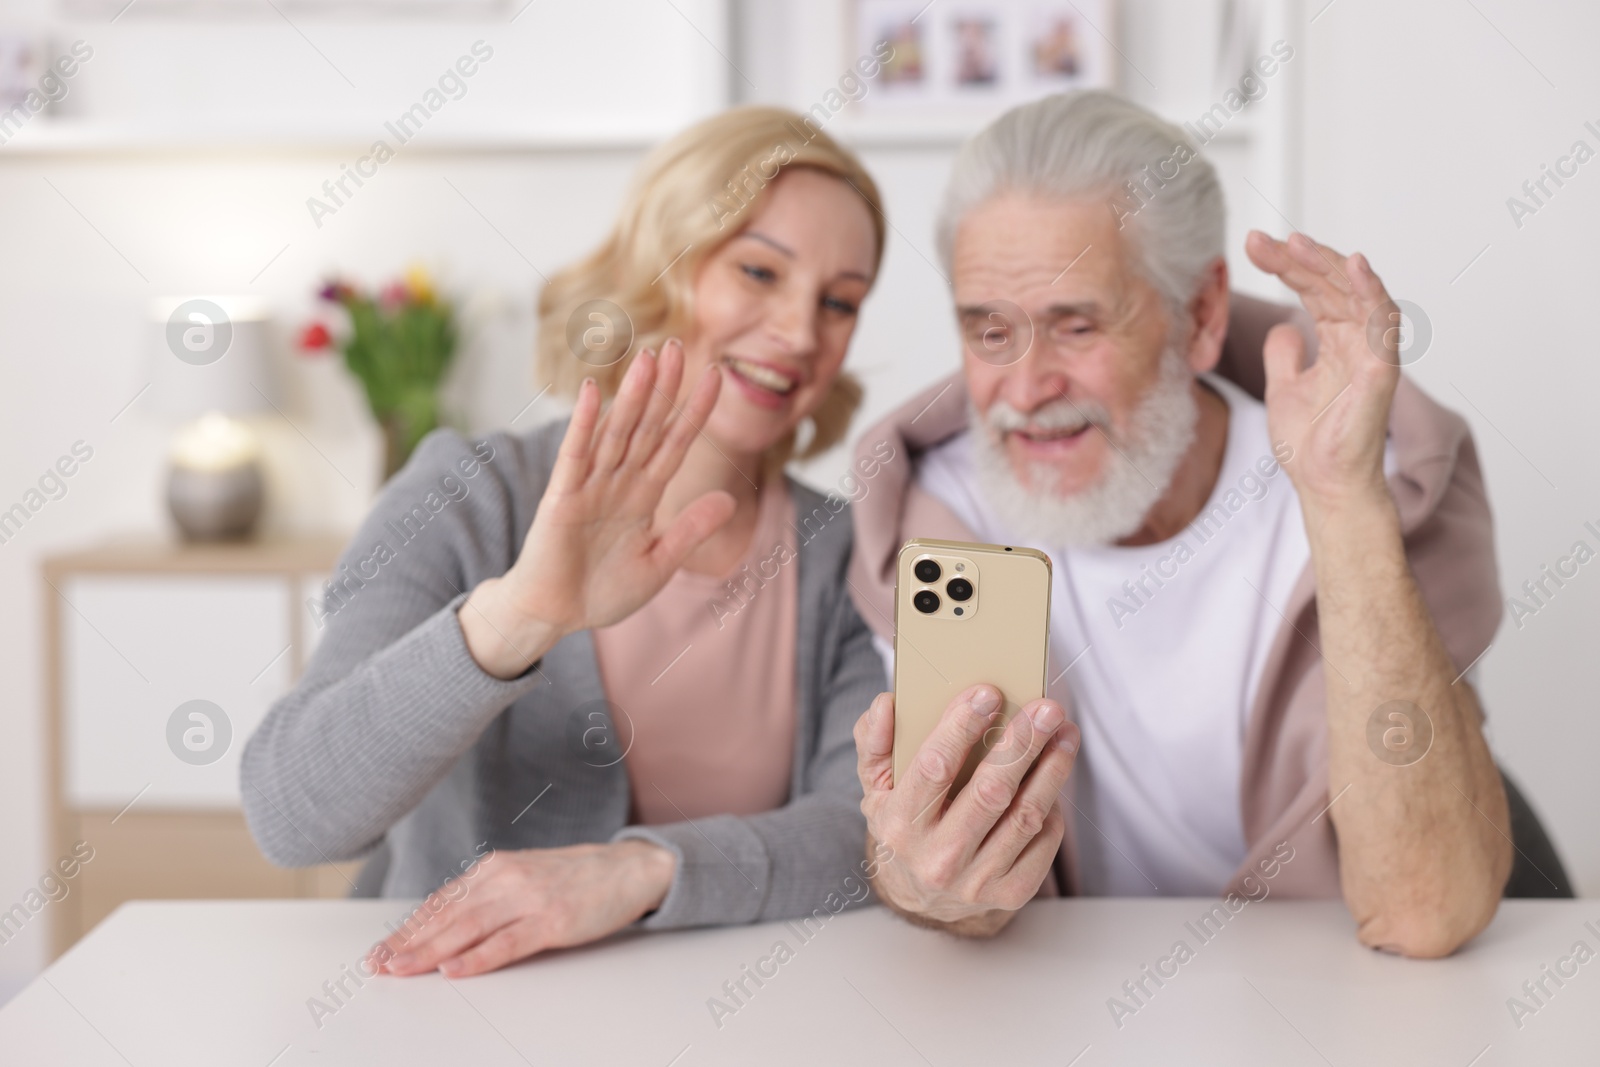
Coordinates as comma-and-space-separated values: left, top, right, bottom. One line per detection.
846, 292, 1503, 899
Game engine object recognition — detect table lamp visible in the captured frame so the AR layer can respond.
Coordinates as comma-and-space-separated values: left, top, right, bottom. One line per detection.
147, 295, 280, 541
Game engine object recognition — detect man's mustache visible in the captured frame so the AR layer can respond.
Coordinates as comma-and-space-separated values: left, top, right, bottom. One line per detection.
984, 396, 1116, 439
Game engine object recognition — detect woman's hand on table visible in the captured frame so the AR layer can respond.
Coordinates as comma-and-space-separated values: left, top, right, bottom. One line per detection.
369, 840, 676, 978
459, 339, 735, 679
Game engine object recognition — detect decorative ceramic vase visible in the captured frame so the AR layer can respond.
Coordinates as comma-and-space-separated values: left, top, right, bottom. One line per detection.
165, 412, 265, 541
166, 462, 263, 541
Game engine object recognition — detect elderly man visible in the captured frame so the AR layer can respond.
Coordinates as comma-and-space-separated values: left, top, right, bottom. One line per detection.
848, 90, 1509, 957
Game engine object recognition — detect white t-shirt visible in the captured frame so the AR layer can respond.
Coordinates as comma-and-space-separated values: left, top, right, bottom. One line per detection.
879, 375, 1312, 895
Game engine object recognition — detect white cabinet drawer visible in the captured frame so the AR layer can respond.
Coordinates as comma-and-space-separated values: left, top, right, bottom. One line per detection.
62, 575, 293, 809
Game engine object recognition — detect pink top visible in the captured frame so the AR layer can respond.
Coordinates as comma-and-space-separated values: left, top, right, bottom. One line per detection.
591, 480, 799, 826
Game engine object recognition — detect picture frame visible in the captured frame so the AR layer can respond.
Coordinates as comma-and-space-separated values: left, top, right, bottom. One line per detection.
851, 0, 1116, 117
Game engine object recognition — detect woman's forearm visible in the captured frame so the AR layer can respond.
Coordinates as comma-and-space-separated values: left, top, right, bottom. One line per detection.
458, 575, 567, 679
241, 597, 547, 867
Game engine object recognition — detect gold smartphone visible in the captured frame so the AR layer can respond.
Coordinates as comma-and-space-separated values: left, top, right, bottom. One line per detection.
892, 537, 1053, 789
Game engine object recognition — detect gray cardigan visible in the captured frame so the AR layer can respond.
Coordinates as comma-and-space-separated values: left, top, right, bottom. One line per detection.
239, 419, 885, 929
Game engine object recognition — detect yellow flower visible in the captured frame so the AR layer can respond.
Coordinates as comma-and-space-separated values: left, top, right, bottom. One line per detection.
404, 264, 436, 305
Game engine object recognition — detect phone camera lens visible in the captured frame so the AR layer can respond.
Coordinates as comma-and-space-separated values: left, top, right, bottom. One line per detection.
913, 590, 941, 614
946, 577, 973, 602
914, 559, 942, 583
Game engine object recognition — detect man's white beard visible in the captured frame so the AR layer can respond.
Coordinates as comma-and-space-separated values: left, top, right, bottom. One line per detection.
969, 350, 1200, 548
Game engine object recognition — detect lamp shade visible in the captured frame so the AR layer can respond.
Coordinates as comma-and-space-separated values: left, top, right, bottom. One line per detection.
146, 295, 282, 418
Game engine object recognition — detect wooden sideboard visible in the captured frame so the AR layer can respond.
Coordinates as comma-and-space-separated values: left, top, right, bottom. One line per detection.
42, 537, 363, 956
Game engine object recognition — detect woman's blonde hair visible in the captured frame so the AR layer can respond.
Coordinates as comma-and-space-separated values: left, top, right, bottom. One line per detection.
535, 106, 885, 463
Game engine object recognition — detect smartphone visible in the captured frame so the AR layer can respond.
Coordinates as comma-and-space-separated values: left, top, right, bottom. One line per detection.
892, 537, 1052, 789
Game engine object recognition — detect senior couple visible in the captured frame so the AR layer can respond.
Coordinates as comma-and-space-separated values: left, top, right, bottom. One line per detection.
242, 90, 1514, 979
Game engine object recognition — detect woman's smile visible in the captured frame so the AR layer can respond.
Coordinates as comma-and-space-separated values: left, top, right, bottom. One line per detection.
722, 355, 801, 409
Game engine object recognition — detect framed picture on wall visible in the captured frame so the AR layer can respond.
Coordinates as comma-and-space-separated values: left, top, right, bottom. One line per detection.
852, 0, 1114, 116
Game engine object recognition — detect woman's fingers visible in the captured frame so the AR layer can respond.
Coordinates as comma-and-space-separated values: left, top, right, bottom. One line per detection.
648, 488, 736, 575
590, 349, 658, 475
620, 338, 685, 471
549, 378, 603, 493
367, 845, 663, 980
382, 895, 513, 975
681, 357, 722, 425
439, 920, 545, 977
644, 363, 722, 483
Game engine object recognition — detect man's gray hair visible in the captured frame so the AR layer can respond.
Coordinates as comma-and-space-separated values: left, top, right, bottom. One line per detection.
935, 90, 1225, 316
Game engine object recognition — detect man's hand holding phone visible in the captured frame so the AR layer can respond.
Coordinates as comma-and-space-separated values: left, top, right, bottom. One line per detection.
854, 683, 1080, 936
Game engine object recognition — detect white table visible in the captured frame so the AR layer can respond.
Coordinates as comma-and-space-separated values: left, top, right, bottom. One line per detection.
2, 898, 1596, 1065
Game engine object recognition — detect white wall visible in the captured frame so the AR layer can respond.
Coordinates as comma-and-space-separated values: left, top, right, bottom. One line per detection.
2, 0, 1596, 1001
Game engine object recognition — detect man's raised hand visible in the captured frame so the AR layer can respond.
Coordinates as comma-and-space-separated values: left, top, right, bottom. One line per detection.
1245, 230, 1400, 513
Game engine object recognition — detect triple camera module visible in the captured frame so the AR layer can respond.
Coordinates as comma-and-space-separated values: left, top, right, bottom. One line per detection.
912, 557, 976, 616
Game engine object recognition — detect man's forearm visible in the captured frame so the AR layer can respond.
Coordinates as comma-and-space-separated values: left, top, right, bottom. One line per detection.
1306, 488, 1511, 956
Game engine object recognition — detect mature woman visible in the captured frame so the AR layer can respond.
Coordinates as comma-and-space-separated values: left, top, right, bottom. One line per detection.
241, 108, 889, 977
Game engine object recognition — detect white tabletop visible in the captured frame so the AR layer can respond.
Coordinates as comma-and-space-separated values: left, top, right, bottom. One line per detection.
1, 897, 1595, 1065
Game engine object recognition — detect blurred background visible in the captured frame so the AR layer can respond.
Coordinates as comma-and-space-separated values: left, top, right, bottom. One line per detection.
0, 0, 1595, 1003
